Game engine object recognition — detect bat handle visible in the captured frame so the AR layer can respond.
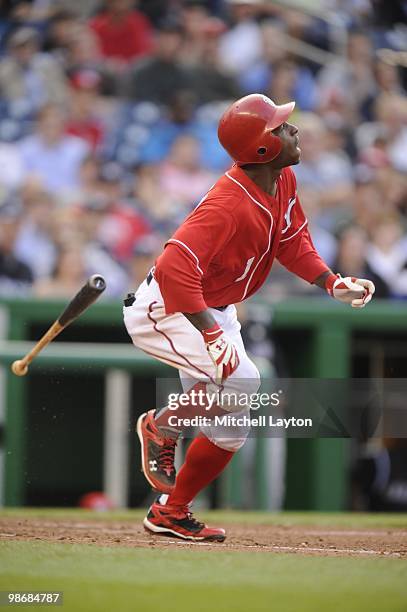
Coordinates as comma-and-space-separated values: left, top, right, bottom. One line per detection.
10, 320, 63, 377
11, 359, 29, 376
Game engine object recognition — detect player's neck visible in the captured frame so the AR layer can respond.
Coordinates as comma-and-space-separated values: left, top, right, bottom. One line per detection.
241, 165, 280, 198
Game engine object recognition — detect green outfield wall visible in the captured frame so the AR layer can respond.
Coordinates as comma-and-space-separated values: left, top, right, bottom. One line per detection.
0, 296, 406, 510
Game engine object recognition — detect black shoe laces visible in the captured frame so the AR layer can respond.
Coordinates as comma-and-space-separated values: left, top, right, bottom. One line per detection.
180, 506, 204, 530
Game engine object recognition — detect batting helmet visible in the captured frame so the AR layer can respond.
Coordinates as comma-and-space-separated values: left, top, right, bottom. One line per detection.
218, 94, 295, 165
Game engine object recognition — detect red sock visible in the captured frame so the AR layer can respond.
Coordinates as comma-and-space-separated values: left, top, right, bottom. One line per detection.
167, 435, 234, 507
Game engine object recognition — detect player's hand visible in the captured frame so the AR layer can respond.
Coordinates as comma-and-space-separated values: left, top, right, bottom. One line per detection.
325, 274, 375, 308
202, 323, 240, 382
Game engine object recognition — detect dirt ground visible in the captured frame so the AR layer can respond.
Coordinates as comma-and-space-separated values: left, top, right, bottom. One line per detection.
1, 517, 406, 558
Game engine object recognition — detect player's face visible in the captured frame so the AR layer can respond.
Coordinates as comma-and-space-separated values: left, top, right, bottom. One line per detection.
270, 121, 301, 168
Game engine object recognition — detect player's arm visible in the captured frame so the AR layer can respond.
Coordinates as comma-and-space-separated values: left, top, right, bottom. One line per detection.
277, 195, 375, 307
183, 310, 216, 330
184, 310, 240, 382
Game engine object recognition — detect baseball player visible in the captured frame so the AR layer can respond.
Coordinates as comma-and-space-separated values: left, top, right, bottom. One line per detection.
124, 94, 375, 542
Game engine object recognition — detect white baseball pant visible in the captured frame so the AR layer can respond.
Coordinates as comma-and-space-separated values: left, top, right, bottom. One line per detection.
123, 277, 260, 450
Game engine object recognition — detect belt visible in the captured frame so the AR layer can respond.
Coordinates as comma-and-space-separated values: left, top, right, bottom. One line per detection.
144, 270, 228, 311
124, 269, 154, 306
123, 293, 135, 307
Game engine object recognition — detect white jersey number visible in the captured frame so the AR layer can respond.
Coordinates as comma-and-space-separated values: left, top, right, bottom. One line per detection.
235, 257, 255, 282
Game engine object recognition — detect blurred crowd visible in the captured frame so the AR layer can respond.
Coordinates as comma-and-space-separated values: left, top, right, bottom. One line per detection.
0, 0, 406, 300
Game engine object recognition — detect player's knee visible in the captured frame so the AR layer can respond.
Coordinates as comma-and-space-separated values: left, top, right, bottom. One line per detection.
200, 406, 250, 449
222, 358, 261, 410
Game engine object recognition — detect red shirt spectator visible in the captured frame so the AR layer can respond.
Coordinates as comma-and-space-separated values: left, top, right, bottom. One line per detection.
65, 122, 103, 152
99, 201, 152, 262
89, 0, 153, 64
65, 69, 105, 152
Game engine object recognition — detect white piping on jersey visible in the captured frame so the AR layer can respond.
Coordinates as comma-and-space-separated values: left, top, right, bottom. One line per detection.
194, 194, 208, 210
193, 182, 216, 211
225, 172, 274, 300
279, 219, 308, 242
167, 239, 204, 275
281, 195, 297, 234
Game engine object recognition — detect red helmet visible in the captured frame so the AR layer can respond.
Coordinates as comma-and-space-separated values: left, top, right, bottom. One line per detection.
218, 94, 295, 165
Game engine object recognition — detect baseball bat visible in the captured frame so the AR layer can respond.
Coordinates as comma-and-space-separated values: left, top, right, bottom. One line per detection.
11, 274, 106, 376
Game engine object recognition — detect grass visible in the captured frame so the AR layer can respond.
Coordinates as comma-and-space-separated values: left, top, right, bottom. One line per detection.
0, 510, 406, 612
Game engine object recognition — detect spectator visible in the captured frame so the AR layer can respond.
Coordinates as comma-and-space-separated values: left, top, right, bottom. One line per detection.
65, 22, 103, 71
0, 209, 33, 296
127, 233, 163, 290
352, 176, 391, 235
378, 169, 407, 215
157, 133, 218, 220
0, 27, 68, 111
318, 30, 376, 124
219, 0, 263, 77
240, 21, 318, 111
0, 143, 24, 191
267, 58, 318, 111
72, 196, 129, 297
43, 9, 81, 61
72, 154, 103, 196
375, 94, 407, 173
356, 93, 407, 174
14, 186, 57, 279
188, 17, 242, 104
293, 112, 354, 231
372, 55, 405, 98
18, 104, 90, 196
179, 0, 211, 68
89, 0, 153, 68
124, 16, 192, 105
0, 1, 404, 307
65, 69, 106, 152
333, 225, 389, 298
138, 90, 231, 171
33, 243, 88, 298
95, 162, 152, 262
297, 187, 337, 268
66, 22, 123, 95
366, 216, 407, 298
131, 163, 175, 234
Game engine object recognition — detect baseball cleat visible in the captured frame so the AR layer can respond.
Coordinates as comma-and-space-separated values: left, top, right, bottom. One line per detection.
137, 410, 177, 494
143, 498, 226, 542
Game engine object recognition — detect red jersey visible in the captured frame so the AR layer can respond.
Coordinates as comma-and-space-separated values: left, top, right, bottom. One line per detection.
155, 164, 329, 314
90, 11, 153, 63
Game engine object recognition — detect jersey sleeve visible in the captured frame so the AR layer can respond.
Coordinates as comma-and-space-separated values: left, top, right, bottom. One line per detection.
276, 191, 330, 283
155, 203, 236, 314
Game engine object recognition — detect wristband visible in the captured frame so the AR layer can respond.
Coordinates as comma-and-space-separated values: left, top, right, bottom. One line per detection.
201, 323, 223, 344
325, 273, 339, 296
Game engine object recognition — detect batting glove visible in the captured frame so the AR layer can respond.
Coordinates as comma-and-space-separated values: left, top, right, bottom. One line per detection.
325, 274, 375, 308
202, 323, 240, 383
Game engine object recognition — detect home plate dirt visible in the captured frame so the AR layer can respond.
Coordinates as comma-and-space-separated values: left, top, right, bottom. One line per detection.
1, 518, 406, 558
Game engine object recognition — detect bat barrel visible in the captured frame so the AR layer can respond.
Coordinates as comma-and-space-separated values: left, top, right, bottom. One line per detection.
58, 274, 106, 327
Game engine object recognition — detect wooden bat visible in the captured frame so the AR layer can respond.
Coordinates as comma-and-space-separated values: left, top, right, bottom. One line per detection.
11, 274, 106, 376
